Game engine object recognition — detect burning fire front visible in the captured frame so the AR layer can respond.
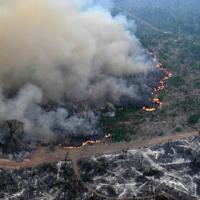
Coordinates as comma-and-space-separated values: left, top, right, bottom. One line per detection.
143, 51, 172, 112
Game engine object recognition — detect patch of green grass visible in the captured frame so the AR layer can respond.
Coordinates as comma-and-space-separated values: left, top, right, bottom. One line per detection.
193, 80, 200, 89
169, 76, 185, 87
169, 111, 177, 117
101, 106, 140, 126
191, 61, 200, 70
111, 129, 130, 142
175, 126, 182, 132
174, 96, 200, 112
188, 114, 200, 125
115, 110, 129, 121
101, 117, 117, 126
116, 107, 140, 119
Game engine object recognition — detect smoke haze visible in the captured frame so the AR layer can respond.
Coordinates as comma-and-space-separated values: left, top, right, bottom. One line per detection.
0, 0, 153, 142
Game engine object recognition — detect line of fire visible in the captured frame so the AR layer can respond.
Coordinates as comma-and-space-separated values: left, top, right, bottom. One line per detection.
143, 51, 173, 112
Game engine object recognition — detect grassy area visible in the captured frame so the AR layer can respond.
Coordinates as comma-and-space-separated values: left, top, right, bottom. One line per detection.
169, 76, 185, 88
188, 114, 200, 125
111, 129, 130, 142
101, 106, 141, 142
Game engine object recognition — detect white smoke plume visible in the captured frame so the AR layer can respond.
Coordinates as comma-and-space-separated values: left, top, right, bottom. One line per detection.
0, 0, 153, 142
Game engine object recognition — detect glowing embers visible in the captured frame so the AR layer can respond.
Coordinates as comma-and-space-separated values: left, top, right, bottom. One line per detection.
143, 51, 172, 112
82, 139, 101, 147
66, 133, 111, 149
152, 98, 160, 104
142, 97, 163, 112
143, 107, 156, 112
105, 133, 111, 139
81, 133, 111, 147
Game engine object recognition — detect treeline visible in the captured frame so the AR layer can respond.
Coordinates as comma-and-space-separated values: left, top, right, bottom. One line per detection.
114, 0, 200, 36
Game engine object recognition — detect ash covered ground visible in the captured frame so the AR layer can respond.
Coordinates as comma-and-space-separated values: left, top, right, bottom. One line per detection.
79, 136, 200, 200
0, 161, 101, 200
0, 136, 199, 200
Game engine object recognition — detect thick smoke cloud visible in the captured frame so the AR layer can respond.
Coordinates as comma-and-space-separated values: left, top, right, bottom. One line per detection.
0, 0, 153, 142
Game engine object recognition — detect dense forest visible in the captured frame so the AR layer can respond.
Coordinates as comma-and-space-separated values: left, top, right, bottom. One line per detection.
114, 0, 200, 36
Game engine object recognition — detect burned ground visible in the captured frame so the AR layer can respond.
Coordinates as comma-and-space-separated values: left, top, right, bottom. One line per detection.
0, 136, 199, 200
78, 137, 200, 200
0, 161, 102, 200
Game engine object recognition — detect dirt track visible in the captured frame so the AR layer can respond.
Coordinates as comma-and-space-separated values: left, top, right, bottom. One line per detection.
0, 131, 199, 170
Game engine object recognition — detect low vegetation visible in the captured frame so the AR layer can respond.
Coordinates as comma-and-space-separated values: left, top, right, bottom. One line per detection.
102, 3, 200, 141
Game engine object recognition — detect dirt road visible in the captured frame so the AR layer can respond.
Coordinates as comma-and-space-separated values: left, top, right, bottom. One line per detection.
0, 131, 198, 170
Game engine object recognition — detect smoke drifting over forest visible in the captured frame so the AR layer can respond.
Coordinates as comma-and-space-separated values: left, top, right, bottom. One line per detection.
0, 0, 153, 143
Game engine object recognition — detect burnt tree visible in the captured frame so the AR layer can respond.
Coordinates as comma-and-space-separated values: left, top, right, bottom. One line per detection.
5, 120, 24, 154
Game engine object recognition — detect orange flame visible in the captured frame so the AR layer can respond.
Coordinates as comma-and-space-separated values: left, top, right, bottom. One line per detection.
143, 107, 156, 112
143, 51, 172, 112
82, 140, 101, 147
153, 98, 160, 104
65, 133, 111, 149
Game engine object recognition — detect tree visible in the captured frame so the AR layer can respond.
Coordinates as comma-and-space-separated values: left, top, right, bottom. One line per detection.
5, 120, 24, 154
